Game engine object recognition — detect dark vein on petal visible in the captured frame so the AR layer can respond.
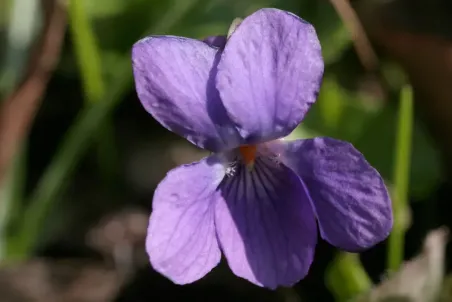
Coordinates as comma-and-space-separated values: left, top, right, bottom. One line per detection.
256, 158, 294, 282
176, 203, 216, 278
161, 178, 214, 259
251, 165, 278, 285
172, 204, 210, 277
226, 173, 240, 250
256, 160, 290, 274
242, 166, 259, 278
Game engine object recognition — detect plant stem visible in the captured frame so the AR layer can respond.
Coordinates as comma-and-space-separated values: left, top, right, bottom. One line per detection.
387, 85, 413, 271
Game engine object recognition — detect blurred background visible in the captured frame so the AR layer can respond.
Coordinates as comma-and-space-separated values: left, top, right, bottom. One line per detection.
0, 0, 452, 301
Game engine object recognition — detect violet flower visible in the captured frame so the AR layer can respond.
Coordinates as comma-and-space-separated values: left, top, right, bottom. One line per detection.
132, 8, 393, 289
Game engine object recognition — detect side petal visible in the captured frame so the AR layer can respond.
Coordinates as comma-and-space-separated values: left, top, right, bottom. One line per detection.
274, 138, 393, 251
132, 36, 240, 152
215, 157, 317, 289
147, 155, 226, 284
216, 8, 324, 143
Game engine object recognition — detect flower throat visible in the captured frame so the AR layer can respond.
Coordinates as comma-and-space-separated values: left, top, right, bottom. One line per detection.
239, 145, 257, 168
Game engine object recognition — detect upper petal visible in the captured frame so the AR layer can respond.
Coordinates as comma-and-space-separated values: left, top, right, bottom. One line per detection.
146, 155, 226, 284
216, 8, 324, 144
132, 36, 240, 152
273, 138, 393, 251
215, 156, 317, 289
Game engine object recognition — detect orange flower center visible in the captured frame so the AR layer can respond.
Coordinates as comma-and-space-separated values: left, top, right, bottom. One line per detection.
239, 145, 257, 168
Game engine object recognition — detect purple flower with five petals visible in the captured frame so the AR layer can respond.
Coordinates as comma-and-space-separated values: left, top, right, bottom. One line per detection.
131, 8, 393, 289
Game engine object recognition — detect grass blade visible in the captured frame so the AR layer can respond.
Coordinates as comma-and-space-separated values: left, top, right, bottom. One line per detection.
68, 0, 104, 103
387, 85, 414, 271
10, 0, 201, 259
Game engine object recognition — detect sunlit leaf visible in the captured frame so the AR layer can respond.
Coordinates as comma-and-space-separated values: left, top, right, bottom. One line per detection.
355, 100, 441, 199
327, 252, 372, 302
293, 77, 379, 142
292, 79, 440, 199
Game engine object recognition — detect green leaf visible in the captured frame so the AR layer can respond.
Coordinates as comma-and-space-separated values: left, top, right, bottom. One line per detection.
292, 80, 440, 199
291, 77, 379, 142
354, 94, 440, 199
69, 0, 105, 103
82, 0, 130, 19
326, 252, 372, 302
69, 0, 119, 184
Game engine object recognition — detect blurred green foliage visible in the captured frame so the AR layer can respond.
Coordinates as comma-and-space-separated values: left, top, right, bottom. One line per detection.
326, 252, 372, 301
0, 0, 445, 301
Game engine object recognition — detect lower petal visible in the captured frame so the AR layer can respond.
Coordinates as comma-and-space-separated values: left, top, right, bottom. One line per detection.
215, 157, 317, 289
146, 155, 226, 284
274, 138, 393, 251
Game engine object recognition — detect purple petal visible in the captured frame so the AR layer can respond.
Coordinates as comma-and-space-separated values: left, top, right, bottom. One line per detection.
132, 36, 240, 152
274, 138, 393, 251
215, 156, 317, 289
203, 35, 227, 48
146, 155, 226, 284
216, 8, 324, 144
